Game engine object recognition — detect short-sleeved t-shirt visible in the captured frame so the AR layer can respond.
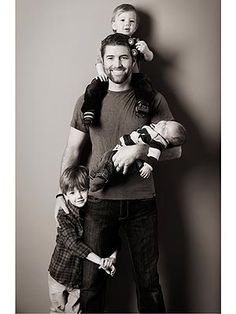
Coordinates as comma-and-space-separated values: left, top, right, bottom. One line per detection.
71, 89, 173, 200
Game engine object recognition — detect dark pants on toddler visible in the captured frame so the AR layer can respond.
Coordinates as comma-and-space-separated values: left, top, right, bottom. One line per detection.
80, 197, 166, 313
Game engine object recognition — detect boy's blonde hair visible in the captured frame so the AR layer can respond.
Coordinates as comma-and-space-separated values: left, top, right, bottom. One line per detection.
60, 165, 89, 195
111, 4, 140, 30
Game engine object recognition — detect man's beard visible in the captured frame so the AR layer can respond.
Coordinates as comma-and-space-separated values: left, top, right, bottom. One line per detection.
106, 66, 132, 84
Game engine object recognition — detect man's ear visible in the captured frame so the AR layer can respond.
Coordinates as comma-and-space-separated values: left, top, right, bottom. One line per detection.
112, 21, 117, 32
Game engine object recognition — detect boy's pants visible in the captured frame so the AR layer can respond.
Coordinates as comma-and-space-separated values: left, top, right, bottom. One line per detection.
48, 273, 81, 313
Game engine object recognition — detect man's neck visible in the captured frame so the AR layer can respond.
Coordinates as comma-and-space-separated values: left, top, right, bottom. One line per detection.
108, 76, 132, 92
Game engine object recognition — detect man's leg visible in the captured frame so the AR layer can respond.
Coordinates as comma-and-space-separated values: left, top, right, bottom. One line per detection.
123, 198, 166, 313
80, 198, 120, 313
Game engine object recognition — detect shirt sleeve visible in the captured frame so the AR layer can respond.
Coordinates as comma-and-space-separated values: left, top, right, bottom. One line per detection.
70, 95, 89, 133
151, 91, 174, 124
57, 210, 92, 259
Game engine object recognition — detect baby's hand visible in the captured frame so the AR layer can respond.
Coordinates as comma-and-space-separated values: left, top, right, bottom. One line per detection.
139, 164, 152, 179
135, 40, 149, 54
96, 72, 108, 82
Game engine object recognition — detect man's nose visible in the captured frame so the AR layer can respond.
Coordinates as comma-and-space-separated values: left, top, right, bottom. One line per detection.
113, 57, 121, 67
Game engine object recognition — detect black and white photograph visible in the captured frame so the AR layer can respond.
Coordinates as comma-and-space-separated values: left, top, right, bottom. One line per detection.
15, 0, 221, 313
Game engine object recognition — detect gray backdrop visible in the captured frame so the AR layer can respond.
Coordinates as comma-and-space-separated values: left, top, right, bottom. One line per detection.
16, 0, 220, 313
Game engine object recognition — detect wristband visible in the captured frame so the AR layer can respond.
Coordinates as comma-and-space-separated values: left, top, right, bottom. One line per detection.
56, 193, 64, 199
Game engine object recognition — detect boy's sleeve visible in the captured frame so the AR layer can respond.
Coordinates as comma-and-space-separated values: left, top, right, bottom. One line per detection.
57, 210, 92, 258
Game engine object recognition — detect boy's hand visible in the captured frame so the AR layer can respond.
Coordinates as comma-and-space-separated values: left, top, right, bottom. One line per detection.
98, 258, 116, 276
96, 72, 108, 82
54, 196, 68, 224
135, 40, 149, 54
99, 264, 116, 277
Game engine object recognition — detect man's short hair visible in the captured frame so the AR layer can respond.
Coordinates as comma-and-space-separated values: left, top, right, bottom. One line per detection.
60, 165, 89, 195
100, 33, 134, 60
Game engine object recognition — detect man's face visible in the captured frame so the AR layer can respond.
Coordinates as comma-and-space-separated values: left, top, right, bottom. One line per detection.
103, 45, 134, 84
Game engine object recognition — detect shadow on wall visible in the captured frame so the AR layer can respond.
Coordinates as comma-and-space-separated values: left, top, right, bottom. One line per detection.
104, 9, 220, 313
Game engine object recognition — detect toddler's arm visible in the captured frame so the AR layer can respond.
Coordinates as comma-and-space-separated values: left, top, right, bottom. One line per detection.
135, 40, 154, 61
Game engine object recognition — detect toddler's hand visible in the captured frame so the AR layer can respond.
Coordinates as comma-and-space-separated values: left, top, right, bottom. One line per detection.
96, 72, 108, 82
135, 40, 149, 54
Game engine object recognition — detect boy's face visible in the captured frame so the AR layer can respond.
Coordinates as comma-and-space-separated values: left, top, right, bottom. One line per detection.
65, 187, 88, 208
112, 11, 137, 36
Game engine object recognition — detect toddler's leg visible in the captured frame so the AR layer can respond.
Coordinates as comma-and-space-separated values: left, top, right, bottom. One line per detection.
131, 73, 156, 117
81, 79, 108, 128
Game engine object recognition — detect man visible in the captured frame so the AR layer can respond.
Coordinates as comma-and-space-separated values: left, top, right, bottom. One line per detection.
55, 33, 182, 313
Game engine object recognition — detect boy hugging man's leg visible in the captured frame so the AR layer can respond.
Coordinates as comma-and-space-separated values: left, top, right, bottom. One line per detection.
48, 166, 117, 313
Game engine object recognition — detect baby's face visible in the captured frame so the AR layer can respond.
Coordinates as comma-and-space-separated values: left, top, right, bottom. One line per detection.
112, 11, 137, 36
65, 187, 88, 208
153, 121, 168, 137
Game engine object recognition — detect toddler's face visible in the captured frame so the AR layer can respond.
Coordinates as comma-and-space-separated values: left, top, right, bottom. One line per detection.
112, 11, 137, 36
65, 187, 88, 208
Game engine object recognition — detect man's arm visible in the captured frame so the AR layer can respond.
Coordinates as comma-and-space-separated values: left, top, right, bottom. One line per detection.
112, 143, 149, 174
55, 127, 88, 216
112, 144, 182, 174
159, 146, 182, 161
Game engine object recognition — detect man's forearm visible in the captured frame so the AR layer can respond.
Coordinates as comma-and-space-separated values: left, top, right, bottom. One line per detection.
159, 146, 182, 161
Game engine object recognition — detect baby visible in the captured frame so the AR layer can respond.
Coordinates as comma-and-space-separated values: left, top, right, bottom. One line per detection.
82, 3, 155, 128
90, 120, 186, 192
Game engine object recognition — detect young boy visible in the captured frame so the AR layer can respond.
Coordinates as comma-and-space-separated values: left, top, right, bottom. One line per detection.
48, 165, 117, 313
82, 3, 155, 128
90, 120, 186, 192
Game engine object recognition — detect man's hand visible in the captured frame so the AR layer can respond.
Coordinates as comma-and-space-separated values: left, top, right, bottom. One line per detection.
54, 196, 68, 224
112, 144, 149, 175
